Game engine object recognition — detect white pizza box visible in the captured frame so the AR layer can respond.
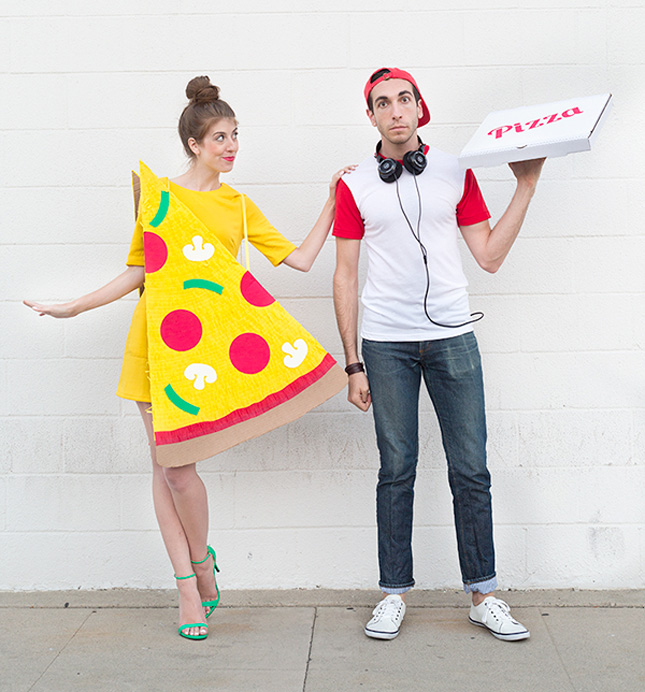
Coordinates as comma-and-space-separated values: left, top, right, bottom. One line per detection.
458, 93, 612, 169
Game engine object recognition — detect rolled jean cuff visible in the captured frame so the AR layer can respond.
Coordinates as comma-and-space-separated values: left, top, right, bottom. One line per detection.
463, 575, 498, 595
381, 585, 413, 595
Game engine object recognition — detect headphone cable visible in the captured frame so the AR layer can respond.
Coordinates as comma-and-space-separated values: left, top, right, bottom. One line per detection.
395, 175, 484, 329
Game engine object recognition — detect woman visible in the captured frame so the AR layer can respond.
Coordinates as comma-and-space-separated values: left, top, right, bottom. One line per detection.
24, 75, 352, 641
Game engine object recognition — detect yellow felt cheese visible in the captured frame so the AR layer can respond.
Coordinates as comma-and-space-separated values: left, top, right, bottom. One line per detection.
138, 162, 345, 466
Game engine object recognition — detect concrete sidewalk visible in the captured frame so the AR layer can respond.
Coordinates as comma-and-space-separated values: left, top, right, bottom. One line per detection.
1, 589, 643, 692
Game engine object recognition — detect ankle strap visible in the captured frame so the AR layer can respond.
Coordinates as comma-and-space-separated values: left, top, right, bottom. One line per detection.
174, 572, 196, 580
191, 545, 215, 565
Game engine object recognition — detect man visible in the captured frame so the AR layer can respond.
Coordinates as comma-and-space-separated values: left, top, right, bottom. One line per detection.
332, 67, 544, 642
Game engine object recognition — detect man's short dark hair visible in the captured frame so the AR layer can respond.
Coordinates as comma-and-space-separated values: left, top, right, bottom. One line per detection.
367, 69, 421, 112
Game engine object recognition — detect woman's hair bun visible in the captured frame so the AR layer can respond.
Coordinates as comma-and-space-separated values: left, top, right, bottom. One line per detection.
186, 76, 220, 104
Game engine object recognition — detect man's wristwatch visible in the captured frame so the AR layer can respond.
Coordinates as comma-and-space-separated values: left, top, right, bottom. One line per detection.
344, 362, 365, 375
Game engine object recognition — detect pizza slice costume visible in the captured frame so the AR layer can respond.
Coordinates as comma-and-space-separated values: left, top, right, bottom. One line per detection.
117, 162, 345, 467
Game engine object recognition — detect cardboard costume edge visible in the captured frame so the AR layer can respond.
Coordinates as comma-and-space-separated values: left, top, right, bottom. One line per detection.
156, 364, 347, 467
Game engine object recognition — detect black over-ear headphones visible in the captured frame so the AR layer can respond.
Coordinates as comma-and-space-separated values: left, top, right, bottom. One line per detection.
376, 139, 427, 183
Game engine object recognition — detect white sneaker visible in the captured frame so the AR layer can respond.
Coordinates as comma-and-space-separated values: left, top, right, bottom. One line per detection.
364, 594, 406, 640
469, 596, 530, 641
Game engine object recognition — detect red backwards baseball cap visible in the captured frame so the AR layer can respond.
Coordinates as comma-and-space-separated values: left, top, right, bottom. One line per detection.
364, 67, 431, 127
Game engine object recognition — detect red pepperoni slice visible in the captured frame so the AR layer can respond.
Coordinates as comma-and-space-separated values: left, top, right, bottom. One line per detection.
229, 333, 270, 374
143, 232, 168, 274
160, 310, 202, 351
240, 271, 275, 307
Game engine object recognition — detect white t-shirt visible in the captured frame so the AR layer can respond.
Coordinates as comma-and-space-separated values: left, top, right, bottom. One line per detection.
333, 146, 490, 342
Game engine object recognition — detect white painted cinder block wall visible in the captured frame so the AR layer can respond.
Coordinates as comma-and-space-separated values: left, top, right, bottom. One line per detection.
1, 0, 644, 592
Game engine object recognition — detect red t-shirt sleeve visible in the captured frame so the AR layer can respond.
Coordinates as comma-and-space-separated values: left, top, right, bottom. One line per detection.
456, 169, 491, 226
332, 178, 365, 239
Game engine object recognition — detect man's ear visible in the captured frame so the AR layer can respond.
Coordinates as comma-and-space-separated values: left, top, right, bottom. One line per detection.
366, 108, 377, 128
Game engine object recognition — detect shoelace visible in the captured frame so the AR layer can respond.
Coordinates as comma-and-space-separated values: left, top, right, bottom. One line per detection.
373, 598, 403, 622
485, 599, 517, 624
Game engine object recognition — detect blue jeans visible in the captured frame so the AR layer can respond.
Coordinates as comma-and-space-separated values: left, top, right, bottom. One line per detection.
362, 333, 497, 594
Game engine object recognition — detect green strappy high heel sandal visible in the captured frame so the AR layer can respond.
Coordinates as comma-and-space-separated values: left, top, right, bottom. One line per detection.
174, 572, 208, 640
191, 545, 220, 618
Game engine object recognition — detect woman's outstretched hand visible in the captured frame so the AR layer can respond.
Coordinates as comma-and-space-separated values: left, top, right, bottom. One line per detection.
329, 165, 357, 199
23, 300, 79, 318
23, 266, 145, 319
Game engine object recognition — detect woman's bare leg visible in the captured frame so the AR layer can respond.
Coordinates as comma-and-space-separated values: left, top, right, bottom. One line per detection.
161, 463, 219, 610
137, 401, 218, 636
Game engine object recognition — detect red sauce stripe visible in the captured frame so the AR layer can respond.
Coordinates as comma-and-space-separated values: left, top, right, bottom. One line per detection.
155, 354, 337, 446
